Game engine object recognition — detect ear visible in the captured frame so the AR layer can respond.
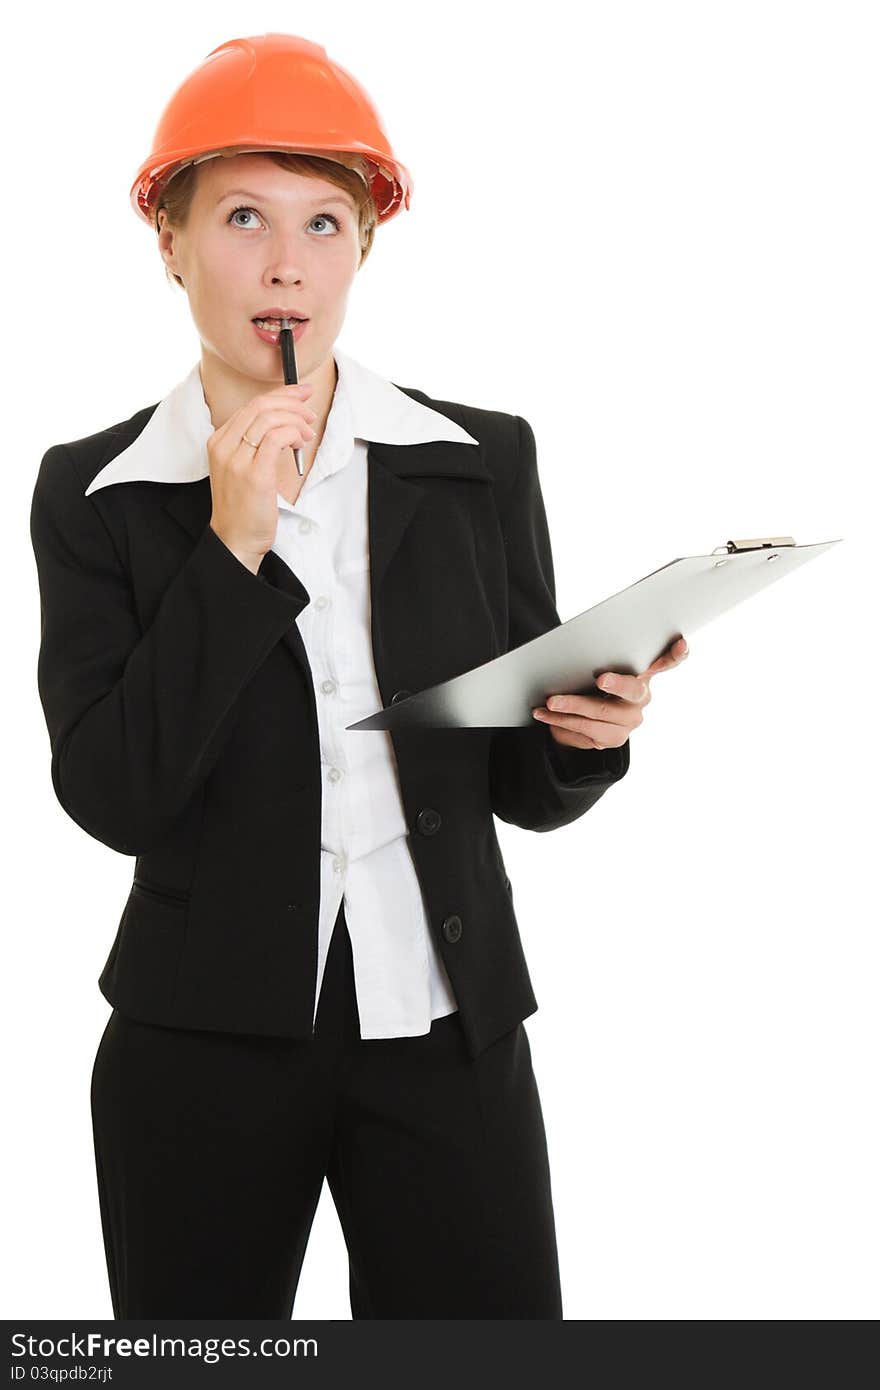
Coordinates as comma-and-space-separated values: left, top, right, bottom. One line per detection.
156, 210, 181, 282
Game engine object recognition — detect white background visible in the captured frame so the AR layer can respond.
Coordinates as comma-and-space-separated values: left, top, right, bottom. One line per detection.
5, 0, 875, 1320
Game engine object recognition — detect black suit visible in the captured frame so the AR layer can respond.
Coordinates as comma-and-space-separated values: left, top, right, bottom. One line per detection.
30, 384, 629, 1062
31, 379, 631, 1318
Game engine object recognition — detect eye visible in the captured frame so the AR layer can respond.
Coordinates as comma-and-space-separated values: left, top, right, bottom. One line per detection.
226, 205, 342, 234
309, 213, 341, 234
227, 204, 261, 228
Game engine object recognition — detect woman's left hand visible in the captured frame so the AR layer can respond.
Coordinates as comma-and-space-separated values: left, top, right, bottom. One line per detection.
532, 635, 689, 751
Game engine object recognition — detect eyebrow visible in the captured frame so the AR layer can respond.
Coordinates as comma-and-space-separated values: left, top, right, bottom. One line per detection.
216, 188, 355, 209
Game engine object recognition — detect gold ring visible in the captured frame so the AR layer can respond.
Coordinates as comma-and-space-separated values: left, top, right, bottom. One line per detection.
241, 433, 259, 449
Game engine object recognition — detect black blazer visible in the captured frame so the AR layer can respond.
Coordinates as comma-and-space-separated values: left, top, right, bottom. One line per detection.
30, 382, 629, 1059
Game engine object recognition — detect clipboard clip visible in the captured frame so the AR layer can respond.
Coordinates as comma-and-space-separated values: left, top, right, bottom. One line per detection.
712, 536, 796, 555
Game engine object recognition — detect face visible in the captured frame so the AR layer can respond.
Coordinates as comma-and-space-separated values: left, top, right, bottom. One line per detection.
157, 153, 363, 422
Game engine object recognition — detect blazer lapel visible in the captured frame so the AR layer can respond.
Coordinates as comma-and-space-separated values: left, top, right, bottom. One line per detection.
159, 435, 492, 689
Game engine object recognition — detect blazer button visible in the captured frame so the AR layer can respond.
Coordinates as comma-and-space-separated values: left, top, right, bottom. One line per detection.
391, 689, 412, 704
416, 807, 442, 836
441, 914, 463, 944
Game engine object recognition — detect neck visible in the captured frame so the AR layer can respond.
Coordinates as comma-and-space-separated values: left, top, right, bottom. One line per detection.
199, 347, 338, 449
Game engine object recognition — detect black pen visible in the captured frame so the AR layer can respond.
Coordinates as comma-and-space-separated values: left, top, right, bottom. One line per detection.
279, 317, 304, 476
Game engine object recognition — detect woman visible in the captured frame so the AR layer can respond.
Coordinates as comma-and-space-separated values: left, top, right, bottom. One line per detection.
30, 34, 687, 1319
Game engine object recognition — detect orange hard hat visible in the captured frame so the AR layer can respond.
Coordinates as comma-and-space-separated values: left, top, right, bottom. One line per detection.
130, 33, 413, 227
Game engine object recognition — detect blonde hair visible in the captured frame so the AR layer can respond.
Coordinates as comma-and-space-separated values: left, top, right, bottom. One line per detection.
155, 150, 379, 289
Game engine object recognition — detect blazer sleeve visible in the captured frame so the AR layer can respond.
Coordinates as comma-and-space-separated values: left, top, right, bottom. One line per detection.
488, 414, 630, 832
29, 443, 303, 856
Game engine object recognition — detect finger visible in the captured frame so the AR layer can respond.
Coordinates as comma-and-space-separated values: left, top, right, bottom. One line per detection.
248, 405, 318, 433
237, 409, 317, 454
545, 725, 607, 751
594, 671, 650, 704
533, 708, 633, 744
640, 636, 690, 680
214, 387, 315, 442
543, 692, 634, 725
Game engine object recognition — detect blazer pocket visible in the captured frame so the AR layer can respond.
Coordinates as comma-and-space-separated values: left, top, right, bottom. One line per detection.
106, 878, 189, 1009
132, 876, 191, 910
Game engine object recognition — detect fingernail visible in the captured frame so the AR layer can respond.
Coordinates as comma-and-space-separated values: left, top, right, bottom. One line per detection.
532, 708, 547, 719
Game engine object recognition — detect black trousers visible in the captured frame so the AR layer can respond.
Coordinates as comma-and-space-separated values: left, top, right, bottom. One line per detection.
90, 901, 563, 1318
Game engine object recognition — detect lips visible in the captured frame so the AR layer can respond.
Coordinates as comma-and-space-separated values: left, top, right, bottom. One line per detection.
252, 318, 308, 344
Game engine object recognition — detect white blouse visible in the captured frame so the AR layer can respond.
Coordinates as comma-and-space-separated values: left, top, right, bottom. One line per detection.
86, 347, 483, 1038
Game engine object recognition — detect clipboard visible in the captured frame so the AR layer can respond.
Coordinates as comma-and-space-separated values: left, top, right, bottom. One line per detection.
347, 536, 842, 731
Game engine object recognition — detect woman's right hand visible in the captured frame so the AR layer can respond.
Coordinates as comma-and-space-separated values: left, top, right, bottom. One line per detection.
208, 382, 317, 572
